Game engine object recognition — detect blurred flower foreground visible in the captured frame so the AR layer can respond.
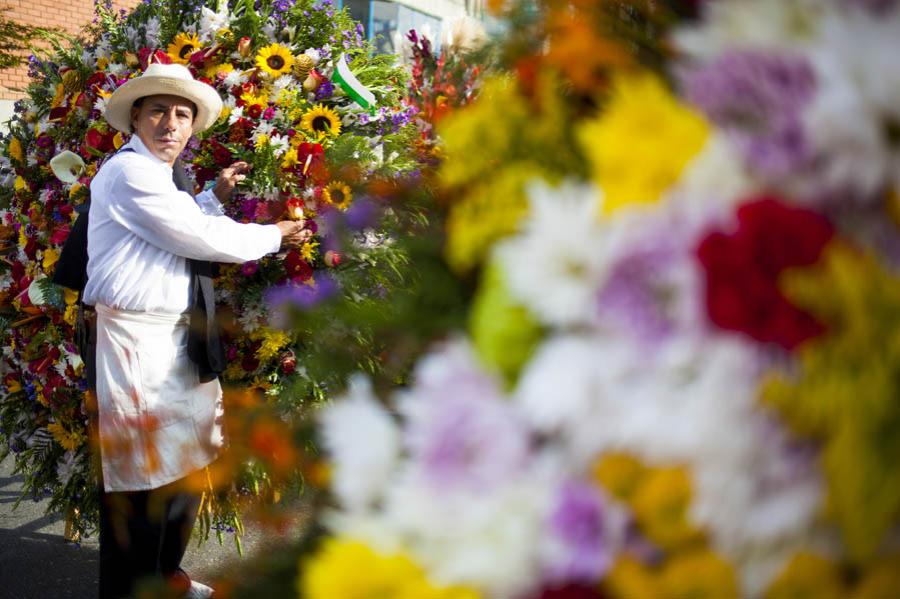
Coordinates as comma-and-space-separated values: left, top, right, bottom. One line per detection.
286, 1, 900, 598
0, 0, 418, 541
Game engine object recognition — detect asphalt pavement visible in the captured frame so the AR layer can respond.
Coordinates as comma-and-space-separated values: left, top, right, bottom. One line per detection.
0, 456, 276, 599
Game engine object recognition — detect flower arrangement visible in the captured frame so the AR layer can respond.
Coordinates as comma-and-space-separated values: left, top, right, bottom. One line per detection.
0, 0, 420, 541
234, 0, 900, 597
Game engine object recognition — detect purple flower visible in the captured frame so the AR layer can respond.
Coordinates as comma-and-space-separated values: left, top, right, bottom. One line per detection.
681, 50, 816, 177
314, 80, 334, 101
241, 261, 259, 276
239, 197, 259, 221
543, 481, 621, 583
402, 344, 530, 490
264, 275, 340, 312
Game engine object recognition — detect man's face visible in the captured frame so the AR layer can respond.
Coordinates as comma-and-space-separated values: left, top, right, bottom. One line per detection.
130, 94, 195, 166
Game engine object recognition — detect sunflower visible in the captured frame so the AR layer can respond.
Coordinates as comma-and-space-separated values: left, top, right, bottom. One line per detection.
322, 181, 352, 210
167, 32, 202, 64
256, 43, 295, 78
301, 104, 342, 138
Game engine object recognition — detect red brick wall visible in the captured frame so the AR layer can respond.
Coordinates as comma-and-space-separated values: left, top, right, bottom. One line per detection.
1, 0, 140, 100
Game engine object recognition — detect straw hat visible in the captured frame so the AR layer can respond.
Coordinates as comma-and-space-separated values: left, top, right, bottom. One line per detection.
104, 63, 223, 133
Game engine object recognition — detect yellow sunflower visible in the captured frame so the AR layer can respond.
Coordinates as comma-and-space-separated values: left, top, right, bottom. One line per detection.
256, 43, 295, 78
167, 32, 202, 64
301, 104, 342, 138
322, 181, 352, 210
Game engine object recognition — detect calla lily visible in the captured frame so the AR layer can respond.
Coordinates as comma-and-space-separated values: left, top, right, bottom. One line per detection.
49, 150, 86, 184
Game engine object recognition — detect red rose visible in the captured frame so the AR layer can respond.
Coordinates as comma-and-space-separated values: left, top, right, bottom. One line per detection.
697, 196, 833, 350
279, 351, 297, 375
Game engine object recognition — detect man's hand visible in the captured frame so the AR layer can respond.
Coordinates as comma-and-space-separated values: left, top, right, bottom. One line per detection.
212, 161, 251, 202
276, 220, 312, 249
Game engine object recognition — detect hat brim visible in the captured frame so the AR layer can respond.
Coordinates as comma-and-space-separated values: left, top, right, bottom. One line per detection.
104, 75, 224, 134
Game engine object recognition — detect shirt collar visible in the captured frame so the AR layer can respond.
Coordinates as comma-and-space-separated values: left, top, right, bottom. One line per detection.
125, 135, 173, 172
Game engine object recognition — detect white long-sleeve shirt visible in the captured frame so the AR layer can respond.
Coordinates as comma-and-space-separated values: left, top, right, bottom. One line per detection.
83, 136, 281, 313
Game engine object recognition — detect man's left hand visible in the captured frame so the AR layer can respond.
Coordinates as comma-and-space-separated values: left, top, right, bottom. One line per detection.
213, 161, 251, 202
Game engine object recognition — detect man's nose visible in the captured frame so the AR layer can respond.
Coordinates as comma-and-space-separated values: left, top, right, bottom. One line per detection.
161, 109, 178, 130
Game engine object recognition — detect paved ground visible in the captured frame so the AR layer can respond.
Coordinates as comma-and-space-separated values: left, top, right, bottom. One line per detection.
0, 456, 275, 599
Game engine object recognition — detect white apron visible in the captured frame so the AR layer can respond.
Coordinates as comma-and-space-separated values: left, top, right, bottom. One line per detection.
94, 303, 224, 492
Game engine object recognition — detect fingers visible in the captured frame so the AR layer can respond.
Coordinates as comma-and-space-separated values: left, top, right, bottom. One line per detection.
228, 161, 251, 174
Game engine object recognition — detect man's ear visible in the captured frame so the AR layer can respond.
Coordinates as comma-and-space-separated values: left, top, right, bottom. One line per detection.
129, 105, 140, 133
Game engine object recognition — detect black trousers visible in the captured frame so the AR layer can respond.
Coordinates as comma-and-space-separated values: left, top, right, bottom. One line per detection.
98, 478, 201, 599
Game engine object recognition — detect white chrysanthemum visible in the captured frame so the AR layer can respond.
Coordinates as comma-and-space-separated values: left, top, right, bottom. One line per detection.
304, 48, 321, 66
106, 62, 127, 76
269, 133, 290, 158
80, 48, 96, 69
378, 477, 552, 597
198, 6, 230, 42
495, 181, 620, 328
227, 105, 244, 125
252, 120, 275, 139
271, 75, 293, 95
93, 96, 109, 116
515, 332, 823, 593
673, 0, 831, 60
803, 8, 900, 196
320, 376, 401, 512
222, 68, 247, 88
237, 304, 265, 332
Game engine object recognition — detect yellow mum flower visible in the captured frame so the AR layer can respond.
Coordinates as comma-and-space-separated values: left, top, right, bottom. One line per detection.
6, 379, 22, 393
253, 327, 291, 363
593, 452, 647, 503
14, 176, 27, 193
47, 422, 83, 452
322, 181, 352, 210
301, 104, 342, 138
255, 133, 270, 149
603, 557, 661, 599
578, 72, 709, 215
240, 89, 269, 108
659, 550, 739, 599
167, 32, 202, 64
8, 136, 24, 163
42, 247, 60, 271
300, 240, 319, 262
204, 61, 234, 80
112, 132, 126, 149
255, 43, 295, 78
299, 537, 480, 599
765, 552, 845, 599
631, 465, 704, 551
64, 302, 79, 327
281, 147, 298, 169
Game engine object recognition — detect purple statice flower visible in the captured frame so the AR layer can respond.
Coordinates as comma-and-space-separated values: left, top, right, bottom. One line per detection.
265, 274, 340, 312
681, 50, 816, 178
314, 80, 334, 101
542, 481, 623, 583
401, 343, 531, 491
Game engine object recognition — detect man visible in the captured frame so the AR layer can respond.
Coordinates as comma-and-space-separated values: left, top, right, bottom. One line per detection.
83, 62, 307, 598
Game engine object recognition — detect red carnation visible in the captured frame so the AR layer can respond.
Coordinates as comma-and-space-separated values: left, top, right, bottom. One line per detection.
283, 249, 313, 283
697, 196, 834, 350
246, 103, 263, 120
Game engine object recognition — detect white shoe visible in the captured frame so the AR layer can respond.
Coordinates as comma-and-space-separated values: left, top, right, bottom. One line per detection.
184, 580, 215, 599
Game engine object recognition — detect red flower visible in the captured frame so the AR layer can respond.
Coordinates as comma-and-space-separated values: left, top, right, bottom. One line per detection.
84, 128, 114, 155
697, 196, 834, 350
533, 583, 603, 599
283, 249, 313, 283
138, 47, 172, 70
208, 139, 233, 167
49, 224, 70, 245
279, 351, 297, 375
295, 142, 327, 183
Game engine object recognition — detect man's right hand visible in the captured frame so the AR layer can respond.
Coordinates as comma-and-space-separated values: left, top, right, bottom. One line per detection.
275, 221, 312, 249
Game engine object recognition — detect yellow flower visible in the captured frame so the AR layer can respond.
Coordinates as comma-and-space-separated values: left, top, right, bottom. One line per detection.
603, 557, 661, 599
42, 247, 60, 271
6, 379, 22, 393
7, 137, 24, 163
64, 288, 79, 305
578, 72, 709, 215
96, 56, 108, 70
322, 181, 352, 210
64, 302, 78, 327
765, 552, 845, 599
69, 182, 83, 199
240, 88, 269, 108
593, 452, 647, 503
204, 61, 234, 80
300, 240, 319, 262
51, 83, 65, 108
445, 163, 532, 273
659, 550, 739, 599
281, 147, 299, 169
631, 465, 704, 551
47, 422, 83, 452
853, 553, 900, 599
252, 327, 290, 363
167, 32, 202, 64
301, 104, 342, 138
299, 537, 480, 599
14, 176, 27, 193
255, 133, 270, 149
763, 243, 900, 561
255, 43, 295, 78
112, 132, 126, 149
